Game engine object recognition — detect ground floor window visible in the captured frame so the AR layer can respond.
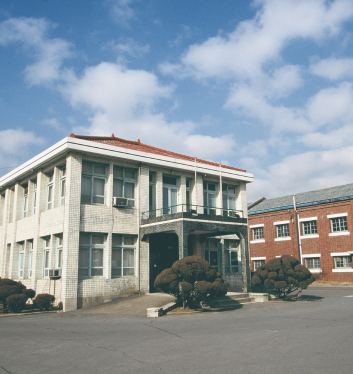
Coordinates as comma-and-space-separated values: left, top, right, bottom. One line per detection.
43, 237, 51, 278
28, 240, 33, 278
253, 259, 265, 271
224, 240, 240, 274
305, 257, 320, 269
334, 256, 352, 269
205, 238, 220, 272
79, 233, 105, 277
18, 242, 24, 278
112, 235, 136, 277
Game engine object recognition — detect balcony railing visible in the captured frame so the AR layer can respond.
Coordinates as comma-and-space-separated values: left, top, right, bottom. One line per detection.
142, 204, 243, 220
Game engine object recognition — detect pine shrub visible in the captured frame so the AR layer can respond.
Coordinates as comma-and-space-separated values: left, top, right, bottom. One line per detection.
34, 294, 55, 311
6, 294, 28, 313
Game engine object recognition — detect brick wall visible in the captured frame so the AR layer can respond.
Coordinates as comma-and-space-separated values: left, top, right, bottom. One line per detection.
249, 200, 353, 282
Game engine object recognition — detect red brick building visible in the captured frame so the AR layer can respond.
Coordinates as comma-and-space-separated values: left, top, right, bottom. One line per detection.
248, 184, 353, 282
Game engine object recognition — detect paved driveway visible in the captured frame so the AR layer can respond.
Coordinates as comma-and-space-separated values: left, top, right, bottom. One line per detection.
0, 286, 352, 374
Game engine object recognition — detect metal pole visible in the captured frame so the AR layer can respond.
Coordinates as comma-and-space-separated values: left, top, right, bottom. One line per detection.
293, 194, 302, 264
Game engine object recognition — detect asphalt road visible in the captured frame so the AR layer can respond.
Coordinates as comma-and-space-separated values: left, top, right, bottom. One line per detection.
0, 286, 352, 374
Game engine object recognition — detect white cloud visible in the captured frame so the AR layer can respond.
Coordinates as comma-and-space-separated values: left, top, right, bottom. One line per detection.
108, 0, 136, 27
247, 146, 353, 200
0, 17, 73, 85
162, 0, 353, 81
310, 57, 353, 80
0, 129, 45, 171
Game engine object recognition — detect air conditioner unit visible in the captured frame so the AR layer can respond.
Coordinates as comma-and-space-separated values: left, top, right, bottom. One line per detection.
49, 269, 61, 279
113, 197, 128, 207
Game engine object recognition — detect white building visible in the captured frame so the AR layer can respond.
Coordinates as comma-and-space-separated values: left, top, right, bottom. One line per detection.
0, 134, 253, 311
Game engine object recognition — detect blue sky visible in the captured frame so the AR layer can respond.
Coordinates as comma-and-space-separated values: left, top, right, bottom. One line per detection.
1, 0, 353, 201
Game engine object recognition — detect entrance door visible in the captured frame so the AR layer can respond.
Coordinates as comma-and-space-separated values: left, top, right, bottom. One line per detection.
149, 233, 179, 292
205, 238, 220, 272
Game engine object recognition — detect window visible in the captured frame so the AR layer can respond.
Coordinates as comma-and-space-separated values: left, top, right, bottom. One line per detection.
276, 224, 290, 238
203, 182, 217, 215
112, 235, 136, 277
113, 166, 136, 208
331, 217, 348, 232
0, 193, 4, 226
57, 235, 63, 269
59, 167, 66, 206
253, 260, 265, 271
163, 175, 178, 215
32, 180, 37, 215
43, 237, 51, 278
334, 256, 351, 269
224, 240, 240, 274
28, 240, 33, 278
79, 233, 105, 277
18, 243, 24, 278
186, 178, 192, 212
305, 258, 320, 269
81, 162, 107, 205
252, 227, 264, 240
302, 221, 317, 235
205, 238, 220, 272
22, 184, 28, 218
47, 172, 54, 210
149, 172, 155, 217
222, 185, 236, 215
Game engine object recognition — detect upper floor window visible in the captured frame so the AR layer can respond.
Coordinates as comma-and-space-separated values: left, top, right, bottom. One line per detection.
113, 166, 136, 208
186, 178, 192, 211
224, 240, 240, 274
22, 184, 28, 218
203, 181, 217, 215
32, 180, 37, 215
163, 175, 178, 215
149, 172, 156, 217
276, 224, 290, 238
59, 167, 66, 206
331, 217, 347, 232
79, 233, 105, 277
8, 189, 14, 223
252, 227, 264, 240
0, 193, 4, 226
302, 220, 317, 235
112, 235, 136, 277
81, 162, 107, 205
222, 185, 236, 215
47, 172, 54, 210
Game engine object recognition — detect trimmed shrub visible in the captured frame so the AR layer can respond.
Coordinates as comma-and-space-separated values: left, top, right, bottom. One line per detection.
34, 294, 55, 311
23, 289, 36, 299
0, 282, 26, 309
6, 294, 28, 313
251, 255, 315, 300
154, 256, 227, 308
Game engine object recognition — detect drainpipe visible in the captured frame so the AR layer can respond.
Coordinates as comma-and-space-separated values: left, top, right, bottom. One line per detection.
137, 164, 141, 292
293, 194, 302, 264
219, 163, 222, 215
194, 158, 197, 211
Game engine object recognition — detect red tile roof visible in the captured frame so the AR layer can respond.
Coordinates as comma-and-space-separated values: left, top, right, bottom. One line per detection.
70, 133, 246, 172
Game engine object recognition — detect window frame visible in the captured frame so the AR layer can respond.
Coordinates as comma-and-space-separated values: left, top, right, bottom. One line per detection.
18, 242, 24, 278
56, 235, 63, 269
22, 184, 28, 218
78, 233, 105, 278
81, 162, 107, 206
113, 166, 137, 208
330, 217, 348, 233
253, 259, 265, 271
252, 227, 264, 241
276, 224, 290, 238
305, 257, 321, 269
186, 178, 192, 212
59, 167, 66, 206
43, 237, 51, 278
28, 240, 33, 278
203, 181, 217, 215
32, 180, 37, 215
111, 235, 136, 278
205, 238, 220, 272
302, 220, 317, 235
46, 172, 54, 210
334, 256, 351, 269
222, 184, 236, 215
